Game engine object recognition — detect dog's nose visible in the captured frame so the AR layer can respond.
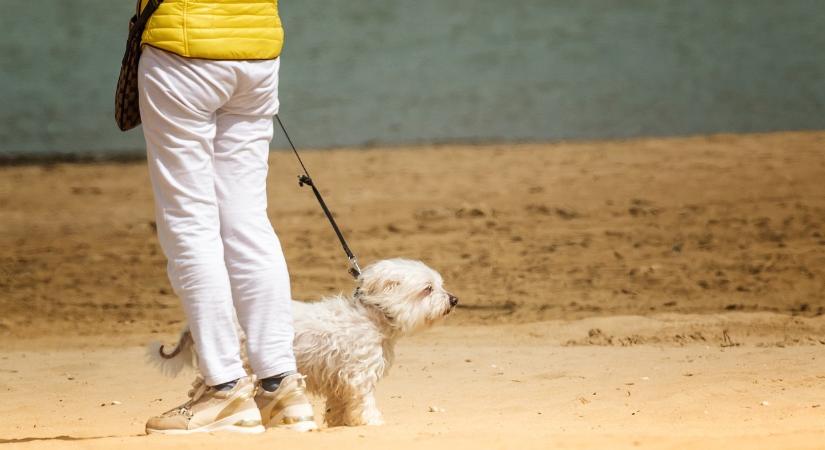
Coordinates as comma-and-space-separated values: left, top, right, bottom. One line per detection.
448, 294, 459, 307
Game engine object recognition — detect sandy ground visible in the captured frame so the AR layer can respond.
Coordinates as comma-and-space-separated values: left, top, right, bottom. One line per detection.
1, 132, 825, 448
2, 315, 825, 449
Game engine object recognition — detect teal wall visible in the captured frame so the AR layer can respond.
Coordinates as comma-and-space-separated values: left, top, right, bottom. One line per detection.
1, 1, 824, 158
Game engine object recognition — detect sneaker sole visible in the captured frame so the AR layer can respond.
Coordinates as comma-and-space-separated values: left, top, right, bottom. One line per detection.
266, 411, 319, 432
271, 419, 319, 432
146, 412, 266, 435
261, 397, 319, 432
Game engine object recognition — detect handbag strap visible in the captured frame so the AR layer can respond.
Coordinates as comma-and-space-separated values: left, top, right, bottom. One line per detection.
121, 0, 162, 65
129, 0, 162, 41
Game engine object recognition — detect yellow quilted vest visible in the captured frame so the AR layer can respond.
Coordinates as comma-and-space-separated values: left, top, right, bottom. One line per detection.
139, 0, 283, 60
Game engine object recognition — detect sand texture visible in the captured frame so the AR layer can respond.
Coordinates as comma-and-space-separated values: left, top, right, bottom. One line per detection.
1, 132, 825, 448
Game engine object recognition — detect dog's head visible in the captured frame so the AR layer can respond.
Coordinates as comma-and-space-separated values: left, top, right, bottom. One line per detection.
355, 258, 457, 334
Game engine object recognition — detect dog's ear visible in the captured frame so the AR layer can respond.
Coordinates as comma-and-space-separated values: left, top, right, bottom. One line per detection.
359, 276, 400, 296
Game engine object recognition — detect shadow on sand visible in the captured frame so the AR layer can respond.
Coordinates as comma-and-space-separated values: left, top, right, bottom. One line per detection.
0, 434, 143, 444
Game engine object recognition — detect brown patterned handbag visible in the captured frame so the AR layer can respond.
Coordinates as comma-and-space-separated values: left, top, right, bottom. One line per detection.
114, 0, 162, 131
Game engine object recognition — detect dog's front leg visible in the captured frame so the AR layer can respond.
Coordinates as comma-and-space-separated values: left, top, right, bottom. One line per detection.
324, 396, 349, 427
325, 393, 383, 426
356, 392, 384, 426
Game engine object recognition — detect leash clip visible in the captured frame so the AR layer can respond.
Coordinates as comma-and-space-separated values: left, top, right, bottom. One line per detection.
348, 256, 362, 279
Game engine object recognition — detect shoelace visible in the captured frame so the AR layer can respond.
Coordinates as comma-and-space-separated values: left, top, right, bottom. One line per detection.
186, 376, 207, 400
165, 376, 208, 418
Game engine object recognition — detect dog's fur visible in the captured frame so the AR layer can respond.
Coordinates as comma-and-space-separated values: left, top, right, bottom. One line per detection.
148, 258, 457, 426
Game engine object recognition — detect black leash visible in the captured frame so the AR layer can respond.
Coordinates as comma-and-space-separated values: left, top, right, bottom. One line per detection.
275, 114, 361, 279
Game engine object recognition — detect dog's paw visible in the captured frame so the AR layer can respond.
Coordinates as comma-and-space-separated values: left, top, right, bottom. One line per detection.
364, 417, 385, 426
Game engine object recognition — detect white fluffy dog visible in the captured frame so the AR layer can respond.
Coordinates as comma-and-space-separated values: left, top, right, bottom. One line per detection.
149, 258, 458, 426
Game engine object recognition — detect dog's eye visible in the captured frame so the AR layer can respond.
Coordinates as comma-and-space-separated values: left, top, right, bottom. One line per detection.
422, 285, 433, 295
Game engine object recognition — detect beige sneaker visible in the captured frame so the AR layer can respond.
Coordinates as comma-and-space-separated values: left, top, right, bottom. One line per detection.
255, 373, 318, 431
146, 375, 265, 435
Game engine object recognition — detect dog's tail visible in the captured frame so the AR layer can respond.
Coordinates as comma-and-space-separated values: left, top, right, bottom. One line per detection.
145, 329, 195, 378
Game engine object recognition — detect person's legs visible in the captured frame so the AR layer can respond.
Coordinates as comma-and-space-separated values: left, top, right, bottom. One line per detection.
212, 57, 298, 380
139, 46, 247, 387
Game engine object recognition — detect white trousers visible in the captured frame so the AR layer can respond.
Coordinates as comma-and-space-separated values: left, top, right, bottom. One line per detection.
138, 46, 296, 386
